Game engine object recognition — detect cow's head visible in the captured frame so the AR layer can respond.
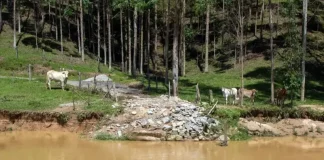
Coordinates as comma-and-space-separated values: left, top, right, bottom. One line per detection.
62, 71, 69, 78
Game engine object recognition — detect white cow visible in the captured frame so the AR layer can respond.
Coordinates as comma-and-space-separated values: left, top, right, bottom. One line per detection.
46, 70, 69, 90
221, 87, 239, 105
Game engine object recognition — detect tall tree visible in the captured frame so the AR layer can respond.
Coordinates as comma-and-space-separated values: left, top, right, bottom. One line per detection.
180, 0, 186, 76
59, 0, 63, 54
172, 0, 180, 96
103, 0, 107, 65
164, 0, 170, 84
204, 2, 210, 73
140, 12, 144, 74
260, 0, 264, 40
301, 0, 308, 101
239, 0, 244, 107
55, 1, 58, 41
0, 0, 2, 32
13, 0, 17, 58
17, 0, 20, 33
269, 0, 274, 103
97, 0, 101, 59
108, 0, 112, 70
147, 9, 151, 89
133, 4, 138, 75
76, 4, 81, 55
120, 9, 125, 71
154, 3, 157, 71
80, 0, 85, 61
128, 0, 132, 75
33, 1, 38, 49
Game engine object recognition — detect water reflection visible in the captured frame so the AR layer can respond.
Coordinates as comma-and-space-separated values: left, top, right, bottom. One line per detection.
0, 131, 323, 160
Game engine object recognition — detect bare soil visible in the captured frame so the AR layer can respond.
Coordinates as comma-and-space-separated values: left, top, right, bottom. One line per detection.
0, 111, 101, 133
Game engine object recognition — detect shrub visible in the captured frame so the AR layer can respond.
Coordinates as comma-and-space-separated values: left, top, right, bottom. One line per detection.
56, 113, 70, 126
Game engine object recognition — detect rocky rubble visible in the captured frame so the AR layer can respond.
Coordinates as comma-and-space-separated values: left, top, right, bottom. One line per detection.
92, 95, 222, 141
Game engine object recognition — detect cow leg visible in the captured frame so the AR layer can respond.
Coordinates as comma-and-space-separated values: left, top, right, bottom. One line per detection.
61, 81, 65, 91
225, 96, 228, 105
47, 79, 51, 90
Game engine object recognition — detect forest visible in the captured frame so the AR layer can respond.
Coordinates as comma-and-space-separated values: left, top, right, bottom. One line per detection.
1, 0, 324, 107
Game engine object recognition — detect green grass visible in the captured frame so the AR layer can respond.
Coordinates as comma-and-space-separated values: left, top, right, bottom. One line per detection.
0, 78, 114, 113
0, 25, 139, 85
142, 56, 324, 107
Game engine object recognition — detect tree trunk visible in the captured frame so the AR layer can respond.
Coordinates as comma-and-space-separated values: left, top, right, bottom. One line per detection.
120, 10, 124, 72
77, 17, 81, 54
164, 0, 170, 84
172, 0, 179, 96
59, 0, 63, 54
103, 0, 107, 66
248, 7, 251, 31
204, 3, 210, 73
80, 0, 85, 61
276, 0, 280, 37
147, 9, 151, 89
180, 0, 186, 76
154, 4, 158, 71
17, 0, 20, 33
55, 2, 58, 41
255, 10, 257, 37
222, 0, 225, 45
239, 0, 244, 107
128, 2, 132, 75
269, 0, 274, 104
301, 0, 308, 101
260, 0, 264, 40
133, 6, 138, 75
34, 2, 38, 49
108, 2, 112, 70
140, 13, 144, 75
97, 0, 100, 59
0, 0, 2, 32
13, 0, 17, 57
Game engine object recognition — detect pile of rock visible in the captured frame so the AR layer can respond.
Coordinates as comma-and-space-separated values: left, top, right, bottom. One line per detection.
83, 74, 113, 82
93, 95, 221, 141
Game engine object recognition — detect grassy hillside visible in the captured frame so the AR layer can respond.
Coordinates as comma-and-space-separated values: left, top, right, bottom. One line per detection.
1, 3, 324, 110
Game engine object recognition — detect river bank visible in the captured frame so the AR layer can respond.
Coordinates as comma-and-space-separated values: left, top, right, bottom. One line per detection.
1, 95, 324, 141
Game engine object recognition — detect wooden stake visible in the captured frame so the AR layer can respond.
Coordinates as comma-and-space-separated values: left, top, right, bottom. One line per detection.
209, 89, 214, 104
168, 81, 171, 99
155, 76, 158, 93
28, 64, 32, 81
78, 72, 81, 89
195, 83, 201, 104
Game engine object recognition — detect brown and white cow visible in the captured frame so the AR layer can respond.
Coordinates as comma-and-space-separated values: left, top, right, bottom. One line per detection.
238, 88, 257, 105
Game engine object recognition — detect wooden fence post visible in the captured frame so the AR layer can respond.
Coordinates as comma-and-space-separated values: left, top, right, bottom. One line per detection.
42, 49, 45, 60
209, 89, 214, 104
94, 74, 97, 90
155, 76, 158, 93
78, 72, 81, 89
28, 64, 32, 81
195, 83, 201, 104
168, 81, 171, 99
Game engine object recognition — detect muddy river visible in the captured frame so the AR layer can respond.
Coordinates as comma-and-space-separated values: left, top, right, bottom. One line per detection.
0, 131, 324, 160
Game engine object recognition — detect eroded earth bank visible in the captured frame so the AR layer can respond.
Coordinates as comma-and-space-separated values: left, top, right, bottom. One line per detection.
1, 94, 324, 141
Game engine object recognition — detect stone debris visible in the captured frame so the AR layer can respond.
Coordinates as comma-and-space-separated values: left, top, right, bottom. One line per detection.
84, 74, 113, 82
93, 95, 221, 141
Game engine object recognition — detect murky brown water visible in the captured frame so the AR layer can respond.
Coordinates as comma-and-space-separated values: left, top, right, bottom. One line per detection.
1, 132, 324, 160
